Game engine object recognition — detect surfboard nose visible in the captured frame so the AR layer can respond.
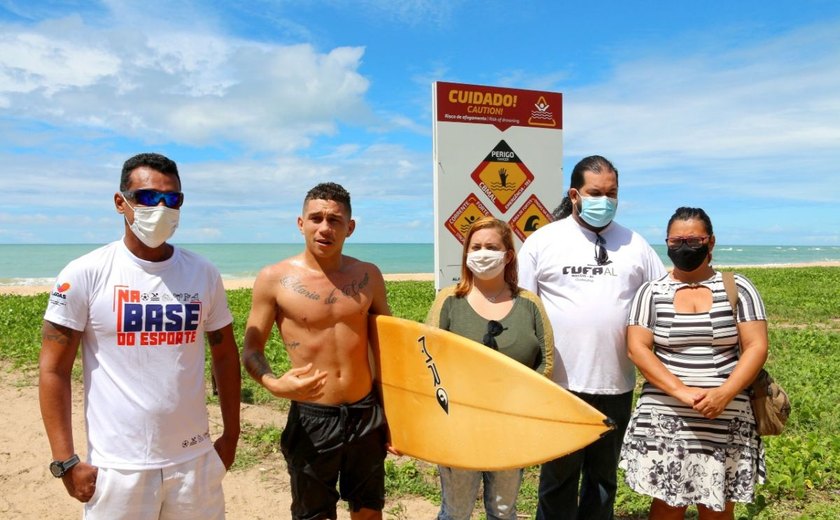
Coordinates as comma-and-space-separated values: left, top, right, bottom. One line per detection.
600, 417, 617, 437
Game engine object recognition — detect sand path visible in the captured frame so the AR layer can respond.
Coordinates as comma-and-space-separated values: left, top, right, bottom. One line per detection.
0, 365, 439, 519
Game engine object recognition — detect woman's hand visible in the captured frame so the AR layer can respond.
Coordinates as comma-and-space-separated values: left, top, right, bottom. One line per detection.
692, 386, 736, 419
673, 386, 706, 407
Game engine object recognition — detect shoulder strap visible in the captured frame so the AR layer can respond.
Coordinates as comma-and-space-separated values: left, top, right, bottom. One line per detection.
722, 271, 743, 357
722, 271, 738, 315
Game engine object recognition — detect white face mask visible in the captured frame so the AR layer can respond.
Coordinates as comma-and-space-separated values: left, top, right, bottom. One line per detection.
122, 195, 180, 248
466, 249, 507, 280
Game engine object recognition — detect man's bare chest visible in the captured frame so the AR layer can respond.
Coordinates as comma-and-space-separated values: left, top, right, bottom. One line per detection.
276, 272, 372, 324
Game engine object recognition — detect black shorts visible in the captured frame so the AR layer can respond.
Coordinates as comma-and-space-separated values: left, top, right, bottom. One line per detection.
280, 391, 387, 520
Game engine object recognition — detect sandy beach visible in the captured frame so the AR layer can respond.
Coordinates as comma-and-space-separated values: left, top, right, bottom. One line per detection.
0, 272, 436, 296
2, 264, 837, 296
0, 363, 439, 519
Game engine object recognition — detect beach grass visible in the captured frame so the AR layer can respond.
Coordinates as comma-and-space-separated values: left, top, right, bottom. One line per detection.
1, 267, 838, 518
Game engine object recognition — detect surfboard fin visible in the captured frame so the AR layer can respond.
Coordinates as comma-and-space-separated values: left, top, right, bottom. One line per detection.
600, 417, 617, 437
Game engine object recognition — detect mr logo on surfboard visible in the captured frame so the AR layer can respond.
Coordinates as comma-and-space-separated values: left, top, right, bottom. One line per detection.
419, 335, 450, 414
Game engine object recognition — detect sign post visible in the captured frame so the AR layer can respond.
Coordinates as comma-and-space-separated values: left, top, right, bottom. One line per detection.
432, 81, 564, 289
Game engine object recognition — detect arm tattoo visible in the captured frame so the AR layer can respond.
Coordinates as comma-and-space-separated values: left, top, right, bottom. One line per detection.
42, 323, 74, 347
244, 351, 275, 381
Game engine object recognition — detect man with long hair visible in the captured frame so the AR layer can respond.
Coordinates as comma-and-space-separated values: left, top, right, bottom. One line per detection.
518, 156, 666, 520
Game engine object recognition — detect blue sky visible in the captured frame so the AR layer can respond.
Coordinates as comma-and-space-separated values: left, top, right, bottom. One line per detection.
1, 0, 838, 245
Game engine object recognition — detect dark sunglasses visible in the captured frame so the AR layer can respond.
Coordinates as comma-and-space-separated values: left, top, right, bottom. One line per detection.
482, 320, 506, 350
666, 236, 710, 249
595, 233, 610, 266
122, 189, 184, 209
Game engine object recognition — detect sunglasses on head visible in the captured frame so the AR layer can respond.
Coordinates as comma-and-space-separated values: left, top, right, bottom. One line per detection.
122, 189, 184, 209
482, 320, 506, 350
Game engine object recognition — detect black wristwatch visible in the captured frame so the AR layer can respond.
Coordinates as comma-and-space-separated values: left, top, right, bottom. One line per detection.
49, 454, 80, 478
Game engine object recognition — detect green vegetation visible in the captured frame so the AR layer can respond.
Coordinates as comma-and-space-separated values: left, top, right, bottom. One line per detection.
233, 423, 283, 470
0, 292, 49, 366
1, 268, 837, 518
384, 458, 440, 501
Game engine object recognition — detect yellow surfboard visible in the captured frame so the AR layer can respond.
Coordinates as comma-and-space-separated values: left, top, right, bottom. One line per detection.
369, 314, 615, 470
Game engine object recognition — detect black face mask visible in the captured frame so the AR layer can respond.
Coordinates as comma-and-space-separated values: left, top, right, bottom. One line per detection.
667, 243, 709, 272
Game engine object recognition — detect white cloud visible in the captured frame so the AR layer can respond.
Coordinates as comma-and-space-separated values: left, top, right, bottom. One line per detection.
563, 20, 840, 204
2, 2, 837, 246
0, 15, 372, 152
0, 24, 120, 97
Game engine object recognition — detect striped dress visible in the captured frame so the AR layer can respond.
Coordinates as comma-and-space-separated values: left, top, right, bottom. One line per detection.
618, 271, 766, 511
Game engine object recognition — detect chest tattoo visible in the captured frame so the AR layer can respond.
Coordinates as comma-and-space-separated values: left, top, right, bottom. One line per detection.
280, 276, 320, 301
341, 272, 370, 298
282, 272, 370, 305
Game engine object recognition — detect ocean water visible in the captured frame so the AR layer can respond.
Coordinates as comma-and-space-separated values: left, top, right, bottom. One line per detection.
1, 243, 839, 286
0, 243, 433, 285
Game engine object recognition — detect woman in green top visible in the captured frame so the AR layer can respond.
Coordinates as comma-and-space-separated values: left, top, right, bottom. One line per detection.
426, 216, 555, 520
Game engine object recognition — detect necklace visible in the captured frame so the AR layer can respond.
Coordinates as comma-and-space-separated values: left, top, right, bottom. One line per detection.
483, 285, 507, 303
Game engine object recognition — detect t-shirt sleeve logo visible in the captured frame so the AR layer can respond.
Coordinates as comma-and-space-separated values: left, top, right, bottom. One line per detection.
48, 281, 72, 306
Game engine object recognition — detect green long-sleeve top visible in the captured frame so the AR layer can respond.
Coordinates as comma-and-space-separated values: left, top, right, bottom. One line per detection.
425, 286, 554, 377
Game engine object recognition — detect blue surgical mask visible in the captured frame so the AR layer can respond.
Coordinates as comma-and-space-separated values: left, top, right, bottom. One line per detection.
577, 195, 617, 228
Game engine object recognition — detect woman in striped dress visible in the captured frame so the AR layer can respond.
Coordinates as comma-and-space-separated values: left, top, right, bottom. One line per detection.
619, 207, 768, 519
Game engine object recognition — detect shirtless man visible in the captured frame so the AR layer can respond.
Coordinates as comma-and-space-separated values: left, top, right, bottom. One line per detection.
242, 182, 391, 520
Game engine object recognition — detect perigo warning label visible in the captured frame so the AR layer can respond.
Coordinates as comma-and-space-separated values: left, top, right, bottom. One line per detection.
445, 193, 492, 244
509, 194, 554, 242
470, 140, 534, 213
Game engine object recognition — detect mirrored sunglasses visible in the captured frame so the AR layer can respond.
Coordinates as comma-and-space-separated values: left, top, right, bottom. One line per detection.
123, 189, 184, 209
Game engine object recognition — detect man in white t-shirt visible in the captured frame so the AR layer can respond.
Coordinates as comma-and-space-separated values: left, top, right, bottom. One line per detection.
39, 153, 241, 519
518, 155, 666, 520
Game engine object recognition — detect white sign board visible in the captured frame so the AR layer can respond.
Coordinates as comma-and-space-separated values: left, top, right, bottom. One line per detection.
432, 81, 564, 289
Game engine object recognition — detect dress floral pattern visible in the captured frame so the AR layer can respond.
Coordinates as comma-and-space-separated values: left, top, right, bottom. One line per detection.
619, 272, 766, 511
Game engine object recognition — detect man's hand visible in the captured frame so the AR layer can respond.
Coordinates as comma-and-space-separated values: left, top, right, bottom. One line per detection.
386, 443, 401, 456
62, 462, 98, 503
265, 363, 328, 401
214, 432, 239, 470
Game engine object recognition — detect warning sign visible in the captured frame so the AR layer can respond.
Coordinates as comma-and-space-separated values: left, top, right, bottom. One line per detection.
509, 194, 554, 242
433, 81, 563, 290
445, 193, 493, 244
436, 81, 563, 132
528, 96, 559, 127
470, 140, 534, 213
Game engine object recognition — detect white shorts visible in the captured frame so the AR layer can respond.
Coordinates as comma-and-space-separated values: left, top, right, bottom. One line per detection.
84, 449, 227, 520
